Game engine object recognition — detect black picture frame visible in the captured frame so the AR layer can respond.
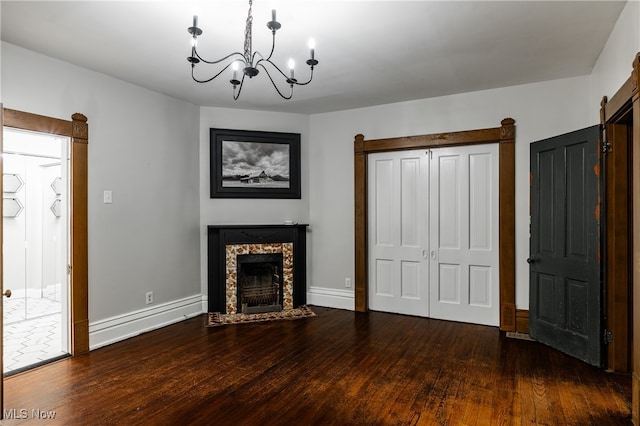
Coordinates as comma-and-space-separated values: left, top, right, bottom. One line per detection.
210, 128, 301, 199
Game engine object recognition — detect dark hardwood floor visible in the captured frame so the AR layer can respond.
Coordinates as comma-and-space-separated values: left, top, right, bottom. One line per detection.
2, 307, 632, 425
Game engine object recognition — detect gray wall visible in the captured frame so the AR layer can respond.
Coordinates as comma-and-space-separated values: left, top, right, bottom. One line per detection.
198, 107, 310, 296
1, 42, 201, 324
0, 0, 636, 348
306, 0, 639, 310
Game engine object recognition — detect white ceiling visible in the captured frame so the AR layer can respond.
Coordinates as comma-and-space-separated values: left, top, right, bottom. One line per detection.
0, 1, 627, 114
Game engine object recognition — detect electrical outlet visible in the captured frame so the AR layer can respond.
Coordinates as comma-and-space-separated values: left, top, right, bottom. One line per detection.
146, 291, 153, 305
345, 277, 352, 288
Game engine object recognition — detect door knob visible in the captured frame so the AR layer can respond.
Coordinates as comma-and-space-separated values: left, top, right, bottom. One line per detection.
3, 289, 11, 298
526, 258, 536, 264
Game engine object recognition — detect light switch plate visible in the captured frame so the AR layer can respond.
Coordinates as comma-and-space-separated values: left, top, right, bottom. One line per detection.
103, 190, 113, 204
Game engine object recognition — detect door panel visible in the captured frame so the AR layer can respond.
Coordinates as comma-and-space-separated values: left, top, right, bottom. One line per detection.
469, 265, 491, 306
439, 155, 460, 249
429, 144, 500, 326
368, 150, 429, 316
374, 159, 394, 246
438, 264, 460, 303
470, 153, 492, 250
375, 259, 393, 297
529, 126, 602, 367
401, 261, 420, 299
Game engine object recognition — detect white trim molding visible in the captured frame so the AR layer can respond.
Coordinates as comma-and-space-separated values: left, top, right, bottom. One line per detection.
89, 294, 204, 350
307, 286, 354, 311
201, 294, 208, 313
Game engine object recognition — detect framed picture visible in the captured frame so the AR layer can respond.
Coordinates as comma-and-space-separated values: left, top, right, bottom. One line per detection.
210, 128, 301, 199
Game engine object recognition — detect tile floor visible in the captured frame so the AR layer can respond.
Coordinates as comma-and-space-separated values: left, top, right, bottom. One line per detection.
3, 296, 68, 374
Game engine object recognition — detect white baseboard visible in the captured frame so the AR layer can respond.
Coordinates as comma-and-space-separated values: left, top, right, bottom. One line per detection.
89, 294, 205, 350
307, 286, 354, 311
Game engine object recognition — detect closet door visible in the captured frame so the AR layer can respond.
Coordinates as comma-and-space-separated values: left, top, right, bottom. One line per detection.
368, 149, 429, 316
429, 144, 499, 326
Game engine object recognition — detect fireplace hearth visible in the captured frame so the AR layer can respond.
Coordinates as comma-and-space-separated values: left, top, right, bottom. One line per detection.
208, 225, 308, 314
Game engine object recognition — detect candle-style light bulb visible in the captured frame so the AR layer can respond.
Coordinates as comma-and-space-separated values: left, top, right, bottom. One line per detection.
272, 9, 276, 22
232, 61, 239, 80
288, 58, 295, 79
308, 38, 316, 60
189, 15, 200, 48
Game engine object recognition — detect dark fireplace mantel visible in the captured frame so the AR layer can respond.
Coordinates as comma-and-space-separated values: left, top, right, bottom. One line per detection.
207, 224, 308, 313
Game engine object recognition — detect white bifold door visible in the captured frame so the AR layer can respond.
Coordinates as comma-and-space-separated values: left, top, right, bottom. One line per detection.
368, 144, 499, 326
368, 150, 430, 317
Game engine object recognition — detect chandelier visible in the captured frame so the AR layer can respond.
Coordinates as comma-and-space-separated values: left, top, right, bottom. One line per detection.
187, 0, 318, 100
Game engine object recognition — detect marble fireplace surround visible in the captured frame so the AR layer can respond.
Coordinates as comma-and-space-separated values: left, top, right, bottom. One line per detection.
208, 225, 308, 314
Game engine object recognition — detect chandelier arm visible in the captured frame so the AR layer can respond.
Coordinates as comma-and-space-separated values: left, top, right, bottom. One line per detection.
250, 31, 276, 65
257, 58, 315, 86
194, 50, 246, 66
290, 67, 315, 86
257, 58, 289, 81
251, 50, 263, 66
258, 63, 293, 100
233, 74, 247, 101
192, 62, 236, 84
264, 31, 277, 62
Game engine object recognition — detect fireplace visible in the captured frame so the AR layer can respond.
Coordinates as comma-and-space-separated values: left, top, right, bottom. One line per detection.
208, 225, 308, 314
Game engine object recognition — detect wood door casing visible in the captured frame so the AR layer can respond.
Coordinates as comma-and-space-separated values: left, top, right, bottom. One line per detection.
354, 118, 516, 331
0, 106, 4, 415
1, 108, 89, 355
603, 122, 631, 373
600, 52, 639, 423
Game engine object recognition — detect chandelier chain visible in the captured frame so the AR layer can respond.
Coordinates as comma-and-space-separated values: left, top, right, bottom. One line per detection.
244, 0, 253, 64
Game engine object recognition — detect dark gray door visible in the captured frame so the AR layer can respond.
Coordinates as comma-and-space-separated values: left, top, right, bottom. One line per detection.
529, 126, 602, 367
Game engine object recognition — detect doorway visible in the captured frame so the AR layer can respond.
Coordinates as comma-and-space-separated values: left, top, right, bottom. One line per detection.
0, 108, 89, 418
354, 118, 517, 331
2, 128, 71, 373
600, 71, 636, 376
600, 50, 639, 426
1, 108, 89, 357
367, 144, 500, 326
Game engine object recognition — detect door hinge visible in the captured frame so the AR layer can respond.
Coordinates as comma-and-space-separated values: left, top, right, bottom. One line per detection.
603, 329, 613, 344
67, 264, 72, 275
601, 124, 612, 154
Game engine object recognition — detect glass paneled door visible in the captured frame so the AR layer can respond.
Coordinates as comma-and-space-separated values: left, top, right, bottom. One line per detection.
2, 128, 70, 374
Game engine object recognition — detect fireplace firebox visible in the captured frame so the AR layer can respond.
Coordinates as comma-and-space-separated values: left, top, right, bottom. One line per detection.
237, 253, 284, 314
